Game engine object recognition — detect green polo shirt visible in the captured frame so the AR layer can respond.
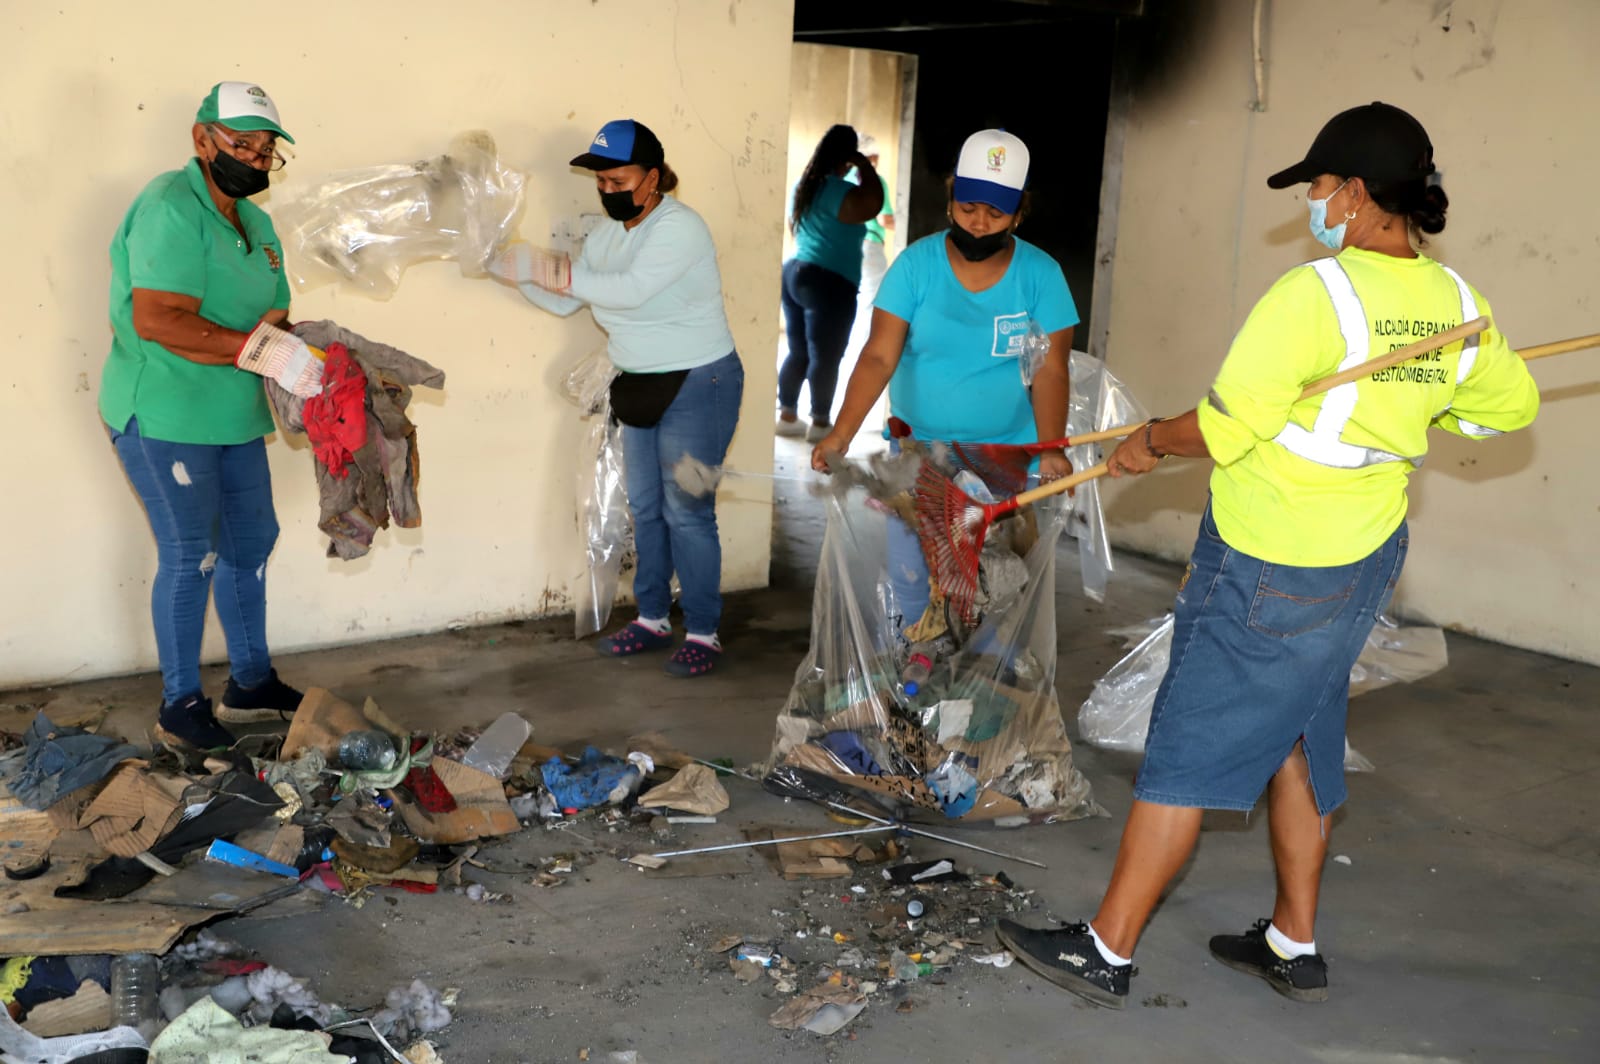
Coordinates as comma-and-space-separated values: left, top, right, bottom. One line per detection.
99, 158, 289, 444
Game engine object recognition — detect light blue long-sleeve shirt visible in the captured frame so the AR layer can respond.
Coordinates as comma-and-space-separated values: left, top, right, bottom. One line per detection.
518, 195, 736, 373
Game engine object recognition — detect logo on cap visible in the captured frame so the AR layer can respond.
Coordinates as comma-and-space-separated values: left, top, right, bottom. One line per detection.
247, 86, 266, 97
594, 132, 609, 147
987, 147, 1005, 172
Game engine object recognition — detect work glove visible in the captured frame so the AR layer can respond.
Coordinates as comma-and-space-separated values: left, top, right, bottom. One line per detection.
236, 322, 325, 398
489, 242, 572, 292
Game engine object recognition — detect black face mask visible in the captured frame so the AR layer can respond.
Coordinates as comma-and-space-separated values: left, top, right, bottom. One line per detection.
948, 224, 1010, 262
600, 188, 646, 222
207, 150, 270, 199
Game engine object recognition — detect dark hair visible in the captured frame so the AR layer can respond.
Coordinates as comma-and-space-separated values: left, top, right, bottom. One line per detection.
656, 162, 679, 194
790, 124, 858, 235
1364, 175, 1448, 240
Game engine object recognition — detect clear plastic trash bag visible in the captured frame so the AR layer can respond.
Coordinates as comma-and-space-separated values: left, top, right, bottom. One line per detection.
764, 448, 1103, 825
274, 131, 526, 300
1076, 613, 1449, 771
564, 349, 630, 639
1063, 350, 1148, 603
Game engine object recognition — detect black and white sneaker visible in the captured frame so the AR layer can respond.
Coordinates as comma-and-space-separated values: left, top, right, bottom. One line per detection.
1208, 919, 1329, 1003
156, 693, 236, 750
217, 669, 304, 724
997, 919, 1132, 1009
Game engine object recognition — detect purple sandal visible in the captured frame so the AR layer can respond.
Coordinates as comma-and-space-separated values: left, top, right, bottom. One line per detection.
664, 640, 721, 678
597, 622, 674, 658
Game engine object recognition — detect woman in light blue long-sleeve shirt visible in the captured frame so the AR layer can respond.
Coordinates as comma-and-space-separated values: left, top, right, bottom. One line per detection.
493, 119, 743, 678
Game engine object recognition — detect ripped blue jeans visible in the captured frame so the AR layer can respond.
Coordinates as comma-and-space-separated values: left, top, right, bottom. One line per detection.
109, 417, 279, 705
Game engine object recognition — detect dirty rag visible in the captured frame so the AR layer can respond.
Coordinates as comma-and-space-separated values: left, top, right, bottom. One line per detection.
301, 342, 369, 477
0, 1009, 145, 1064
267, 320, 446, 560
541, 747, 637, 811
0, 712, 139, 810
150, 997, 346, 1063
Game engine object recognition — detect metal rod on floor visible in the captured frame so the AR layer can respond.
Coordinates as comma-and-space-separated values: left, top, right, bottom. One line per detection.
647, 824, 895, 860
821, 800, 1049, 870
689, 755, 763, 783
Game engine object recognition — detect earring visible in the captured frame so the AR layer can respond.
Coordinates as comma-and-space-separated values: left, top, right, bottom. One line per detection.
1343, 210, 1358, 221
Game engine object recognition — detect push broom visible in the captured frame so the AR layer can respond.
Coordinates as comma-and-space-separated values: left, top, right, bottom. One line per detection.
917, 319, 1600, 622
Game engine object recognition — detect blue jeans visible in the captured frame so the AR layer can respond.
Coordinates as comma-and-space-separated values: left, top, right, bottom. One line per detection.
778, 259, 858, 421
109, 417, 279, 705
1135, 502, 1408, 816
622, 352, 744, 636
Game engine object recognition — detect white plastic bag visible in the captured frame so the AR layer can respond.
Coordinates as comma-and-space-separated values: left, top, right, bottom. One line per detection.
564, 349, 630, 638
1077, 614, 1449, 771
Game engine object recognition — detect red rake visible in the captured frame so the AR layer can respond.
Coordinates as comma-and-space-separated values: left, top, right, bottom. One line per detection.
915, 460, 1111, 623
947, 421, 1145, 496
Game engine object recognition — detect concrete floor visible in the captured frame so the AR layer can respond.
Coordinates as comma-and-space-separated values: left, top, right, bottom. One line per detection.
8, 438, 1598, 1063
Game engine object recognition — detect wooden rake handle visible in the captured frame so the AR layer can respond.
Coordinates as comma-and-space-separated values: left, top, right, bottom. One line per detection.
999, 321, 1597, 514
1057, 318, 1495, 451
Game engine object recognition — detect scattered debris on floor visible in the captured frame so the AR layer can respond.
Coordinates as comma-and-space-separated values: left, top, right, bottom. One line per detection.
0, 681, 1060, 1052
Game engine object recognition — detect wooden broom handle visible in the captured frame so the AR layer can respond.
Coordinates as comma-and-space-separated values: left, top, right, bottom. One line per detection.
1064, 317, 1493, 448
1022, 322, 1592, 498
1008, 461, 1112, 509
1520, 332, 1600, 361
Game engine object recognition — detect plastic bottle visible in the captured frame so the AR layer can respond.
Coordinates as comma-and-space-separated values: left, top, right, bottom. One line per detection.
901, 649, 934, 697
337, 729, 397, 771
111, 952, 161, 1042
460, 712, 532, 779
890, 949, 921, 982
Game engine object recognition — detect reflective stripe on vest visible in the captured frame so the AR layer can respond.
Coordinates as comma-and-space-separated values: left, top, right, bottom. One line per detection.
1272, 258, 1415, 469
1432, 264, 1500, 435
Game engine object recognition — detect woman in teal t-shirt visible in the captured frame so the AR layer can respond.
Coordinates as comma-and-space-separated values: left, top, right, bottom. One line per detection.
811, 129, 1079, 629
777, 125, 884, 442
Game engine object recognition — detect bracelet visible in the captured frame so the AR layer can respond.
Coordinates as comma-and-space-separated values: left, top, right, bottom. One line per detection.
1142, 417, 1167, 459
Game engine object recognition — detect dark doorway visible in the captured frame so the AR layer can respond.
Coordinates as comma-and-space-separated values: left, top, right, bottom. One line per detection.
794, 2, 1127, 340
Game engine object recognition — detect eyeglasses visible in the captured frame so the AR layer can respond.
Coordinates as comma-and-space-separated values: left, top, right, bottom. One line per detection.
208, 125, 288, 171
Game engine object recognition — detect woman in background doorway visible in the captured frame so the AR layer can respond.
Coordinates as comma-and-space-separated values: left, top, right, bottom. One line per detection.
777, 124, 884, 443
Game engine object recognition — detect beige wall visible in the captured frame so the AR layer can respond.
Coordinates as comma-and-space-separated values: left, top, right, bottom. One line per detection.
0, 0, 794, 688
1099, 0, 1600, 663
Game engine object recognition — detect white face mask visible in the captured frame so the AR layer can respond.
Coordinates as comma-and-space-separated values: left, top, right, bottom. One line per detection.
1307, 179, 1351, 250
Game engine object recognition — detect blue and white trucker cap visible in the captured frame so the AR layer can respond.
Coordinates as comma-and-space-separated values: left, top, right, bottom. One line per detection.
952, 129, 1029, 213
570, 119, 665, 170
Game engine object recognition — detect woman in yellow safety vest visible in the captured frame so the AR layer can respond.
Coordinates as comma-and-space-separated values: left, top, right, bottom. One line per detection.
997, 102, 1540, 1009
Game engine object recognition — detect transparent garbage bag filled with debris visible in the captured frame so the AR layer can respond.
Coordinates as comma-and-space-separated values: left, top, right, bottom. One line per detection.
764, 446, 1102, 825
273, 131, 526, 300
1076, 613, 1450, 770
564, 348, 630, 638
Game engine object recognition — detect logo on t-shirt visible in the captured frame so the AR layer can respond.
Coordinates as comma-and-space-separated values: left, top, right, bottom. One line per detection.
992, 312, 1029, 357
263, 246, 281, 271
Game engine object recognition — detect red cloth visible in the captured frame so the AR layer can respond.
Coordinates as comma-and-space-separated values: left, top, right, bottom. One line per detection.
302, 342, 369, 478
402, 735, 458, 813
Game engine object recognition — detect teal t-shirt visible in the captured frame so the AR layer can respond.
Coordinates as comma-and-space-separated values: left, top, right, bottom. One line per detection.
792, 175, 866, 286
878, 233, 1079, 445
100, 158, 289, 445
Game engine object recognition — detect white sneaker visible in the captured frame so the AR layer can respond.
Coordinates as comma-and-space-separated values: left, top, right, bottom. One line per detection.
805, 422, 833, 444
775, 415, 806, 438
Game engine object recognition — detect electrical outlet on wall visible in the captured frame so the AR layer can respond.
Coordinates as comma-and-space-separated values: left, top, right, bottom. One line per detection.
551, 213, 604, 256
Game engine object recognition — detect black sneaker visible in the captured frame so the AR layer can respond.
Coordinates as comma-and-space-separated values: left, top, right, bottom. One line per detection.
218, 669, 304, 724
1208, 919, 1329, 1003
156, 693, 236, 750
997, 919, 1132, 1009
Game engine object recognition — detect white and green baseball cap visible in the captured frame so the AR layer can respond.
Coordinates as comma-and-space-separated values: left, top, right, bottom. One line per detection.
196, 81, 294, 143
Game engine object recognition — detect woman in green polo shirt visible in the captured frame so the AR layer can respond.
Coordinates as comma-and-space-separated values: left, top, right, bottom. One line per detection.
100, 82, 315, 748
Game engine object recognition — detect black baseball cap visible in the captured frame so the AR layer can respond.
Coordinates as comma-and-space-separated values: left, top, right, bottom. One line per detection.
570, 119, 665, 170
1267, 102, 1435, 189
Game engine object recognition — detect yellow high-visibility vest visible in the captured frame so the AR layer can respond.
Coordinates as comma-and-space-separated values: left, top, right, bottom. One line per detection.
1196, 246, 1539, 566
